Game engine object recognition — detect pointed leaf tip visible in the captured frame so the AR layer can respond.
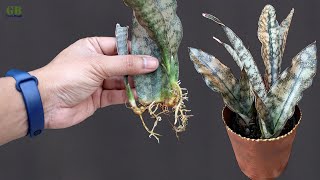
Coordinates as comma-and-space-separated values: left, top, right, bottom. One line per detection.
212, 36, 223, 44
264, 4, 275, 9
188, 47, 197, 54
212, 36, 244, 69
290, 8, 295, 14
259, 41, 317, 137
202, 13, 225, 26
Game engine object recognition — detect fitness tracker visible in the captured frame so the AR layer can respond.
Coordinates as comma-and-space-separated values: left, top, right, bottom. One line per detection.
5, 69, 44, 137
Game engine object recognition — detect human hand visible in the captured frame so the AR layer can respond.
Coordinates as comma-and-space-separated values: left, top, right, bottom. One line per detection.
30, 37, 159, 129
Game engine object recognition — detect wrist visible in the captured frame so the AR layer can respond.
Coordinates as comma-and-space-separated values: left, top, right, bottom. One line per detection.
0, 77, 28, 144
29, 68, 56, 129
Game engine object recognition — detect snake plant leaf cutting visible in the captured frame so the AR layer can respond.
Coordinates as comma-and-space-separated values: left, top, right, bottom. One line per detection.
189, 4, 317, 138
118, 0, 190, 142
115, 24, 137, 109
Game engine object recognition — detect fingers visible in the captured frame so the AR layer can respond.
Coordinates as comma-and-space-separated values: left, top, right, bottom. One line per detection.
103, 76, 135, 90
100, 89, 137, 107
97, 55, 159, 77
84, 37, 132, 55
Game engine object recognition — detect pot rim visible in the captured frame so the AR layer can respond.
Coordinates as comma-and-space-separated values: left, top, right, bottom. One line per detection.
222, 106, 301, 142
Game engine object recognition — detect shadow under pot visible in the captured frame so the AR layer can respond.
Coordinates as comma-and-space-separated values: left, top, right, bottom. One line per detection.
222, 106, 301, 180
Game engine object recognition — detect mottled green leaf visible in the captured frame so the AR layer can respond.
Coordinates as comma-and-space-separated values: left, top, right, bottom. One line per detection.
115, 24, 129, 55
213, 36, 243, 69
203, 13, 267, 100
258, 5, 281, 88
115, 24, 137, 107
123, 0, 183, 104
239, 69, 254, 118
212, 36, 254, 118
191, 5, 316, 139
255, 93, 274, 138
257, 42, 317, 138
131, 18, 164, 104
189, 47, 253, 123
278, 8, 294, 68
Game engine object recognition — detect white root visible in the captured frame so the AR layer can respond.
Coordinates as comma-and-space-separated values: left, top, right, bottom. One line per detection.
172, 82, 192, 133
128, 81, 192, 142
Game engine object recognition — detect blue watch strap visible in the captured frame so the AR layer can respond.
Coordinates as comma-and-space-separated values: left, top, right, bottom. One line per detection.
6, 69, 44, 137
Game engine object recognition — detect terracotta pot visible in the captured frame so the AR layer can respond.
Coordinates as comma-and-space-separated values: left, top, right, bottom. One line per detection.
222, 106, 301, 180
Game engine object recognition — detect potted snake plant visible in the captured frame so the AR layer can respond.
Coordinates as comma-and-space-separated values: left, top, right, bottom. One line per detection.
189, 5, 317, 179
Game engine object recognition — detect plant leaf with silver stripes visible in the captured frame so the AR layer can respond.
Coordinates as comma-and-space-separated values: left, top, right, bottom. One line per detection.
258, 42, 317, 138
123, 0, 183, 104
189, 47, 253, 123
278, 8, 294, 66
258, 5, 281, 88
115, 24, 137, 107
203, 13, 267, 100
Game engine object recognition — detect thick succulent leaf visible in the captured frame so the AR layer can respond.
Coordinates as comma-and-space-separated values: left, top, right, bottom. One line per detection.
115, 24, 129, 55
213, 37, 254, 117
131, 18, 163, 103
278, 8, 294, 64
124, 0, 182, 76
203, 13, 267, 100
258, 5, 281, 87
213, 35, 257, 115
123, 0, 183, 104
115, 24, 137, 106
189, 48, 252, 123
239, 69, 255, 118
255, 94, 274, 138
156, 0, 183, 55
213, 36, 243, 69
124, 0, 168, 52
157, 0, 183, 81
212, 37, 254, 118
257, 42, 317, 138
212, 35, 256, 115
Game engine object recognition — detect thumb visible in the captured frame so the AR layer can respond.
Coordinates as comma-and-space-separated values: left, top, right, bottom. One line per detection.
96, 55, 159, 77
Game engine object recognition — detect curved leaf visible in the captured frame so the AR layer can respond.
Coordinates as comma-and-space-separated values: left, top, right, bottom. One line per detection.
258, 5, 281, 87
239, 69, 255, 118
279, 8, 294, 64
189, 47, 253, 123
213, 36, 243, 69
203, 13, 267, 100
257, 42, 317, 138
255, 94, 273, 138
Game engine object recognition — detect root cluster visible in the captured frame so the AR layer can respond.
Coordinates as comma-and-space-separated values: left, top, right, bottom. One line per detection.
128, 81, 192, 143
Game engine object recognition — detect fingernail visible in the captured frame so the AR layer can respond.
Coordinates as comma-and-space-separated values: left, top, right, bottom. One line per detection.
143, 57, 159, 69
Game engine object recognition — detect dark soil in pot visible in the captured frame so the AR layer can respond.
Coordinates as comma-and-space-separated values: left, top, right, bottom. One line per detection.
230, 111, 299, 139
